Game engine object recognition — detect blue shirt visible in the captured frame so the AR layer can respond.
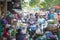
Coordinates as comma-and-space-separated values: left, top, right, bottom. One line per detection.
49, 13, 54, 19
37, 18, 45, 24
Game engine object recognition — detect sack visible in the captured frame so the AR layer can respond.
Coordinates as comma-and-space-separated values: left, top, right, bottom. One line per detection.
36, 28, 41, 34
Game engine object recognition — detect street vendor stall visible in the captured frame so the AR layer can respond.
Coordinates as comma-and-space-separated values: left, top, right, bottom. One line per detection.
55, 5, 60, 13
55, 5, 60, 9
47, 19, 58, 34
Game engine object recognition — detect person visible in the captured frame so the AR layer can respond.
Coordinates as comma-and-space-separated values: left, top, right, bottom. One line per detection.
45, 10, 50, 20
37, 15, 45, 24
2, 17, 8, 25
37, 15, 45, 33
58, 13, 60, 23
58, 27, 60, 40
58, 13, 60, 28
53, 11, 58, 20
27, 14, 36, 39
35, 13, 38, 21
49, 12, 54, 19
28, 23, 37, 39
16, 29, 26, 40
0, 19, 3, 40
45, 31, 55, 40
3, 27, 10, 40
28, 14, 36, 25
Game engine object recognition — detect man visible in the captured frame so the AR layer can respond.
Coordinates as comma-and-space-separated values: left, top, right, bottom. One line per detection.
16, 29, 26, 40
37, 15, 45, 33
49, 12, 54, 19
58, 13, 60, 28
54, 11, 58, 20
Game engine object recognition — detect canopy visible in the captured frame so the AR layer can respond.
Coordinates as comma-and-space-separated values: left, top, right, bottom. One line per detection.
55, 6, 60, 9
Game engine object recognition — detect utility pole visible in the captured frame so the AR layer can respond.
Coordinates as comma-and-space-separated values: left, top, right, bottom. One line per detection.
0, 7, 1, 17
4, 0, 7, 16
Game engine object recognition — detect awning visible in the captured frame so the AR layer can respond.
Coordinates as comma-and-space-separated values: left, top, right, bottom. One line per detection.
55, 5, 60, 9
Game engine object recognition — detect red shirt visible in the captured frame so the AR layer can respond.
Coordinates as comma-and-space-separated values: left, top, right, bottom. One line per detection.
3, 28, 10, 37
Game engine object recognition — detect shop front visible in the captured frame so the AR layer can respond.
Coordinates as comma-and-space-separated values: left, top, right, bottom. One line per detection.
0, 2, 4, 17
55, 4, 60, 13
0, 0, 11, 17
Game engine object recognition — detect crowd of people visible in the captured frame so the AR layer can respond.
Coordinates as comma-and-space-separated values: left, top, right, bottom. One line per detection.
0, 9, 60, 40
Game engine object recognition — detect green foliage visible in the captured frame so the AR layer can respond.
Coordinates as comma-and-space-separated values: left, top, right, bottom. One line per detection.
22, 2, 28, 7
29, 0, 39, 7
40, 0, 60, 9
11, 30, 17, 37
22, 0, 60, 8
48, 20, 57, 24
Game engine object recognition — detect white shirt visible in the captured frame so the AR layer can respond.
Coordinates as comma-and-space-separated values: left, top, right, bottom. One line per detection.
37, 18, 45, 24
54, 13, 58, 19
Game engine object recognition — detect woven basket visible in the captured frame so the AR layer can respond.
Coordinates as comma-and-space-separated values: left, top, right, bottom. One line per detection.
47, 26, 57, 31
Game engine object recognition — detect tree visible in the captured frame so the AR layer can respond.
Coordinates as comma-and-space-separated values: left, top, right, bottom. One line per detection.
40, 0, 60, 9
29, 0, 39, 7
